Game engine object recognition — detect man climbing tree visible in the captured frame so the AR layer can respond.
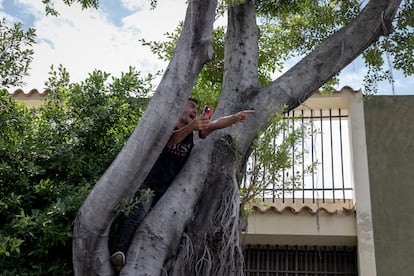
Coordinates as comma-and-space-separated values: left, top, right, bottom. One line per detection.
109, 98, 254, 271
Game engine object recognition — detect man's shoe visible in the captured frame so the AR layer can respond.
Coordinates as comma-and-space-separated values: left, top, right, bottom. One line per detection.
110, 251, 126, 272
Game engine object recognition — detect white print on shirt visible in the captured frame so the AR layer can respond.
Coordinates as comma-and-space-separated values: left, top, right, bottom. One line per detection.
167, 142, 192, 157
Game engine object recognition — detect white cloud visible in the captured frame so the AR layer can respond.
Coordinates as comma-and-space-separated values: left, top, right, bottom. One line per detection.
122, 0, 186, 42
7, 0, 188, 91
335, 56, 414, 95
121, 0, 146, 11
15, 0, 44, 18
4, 0, 233, 92
337, 71, 365, 91
381, 74, 414, 95
0, 6, 22, 24
0, 11, 10, 21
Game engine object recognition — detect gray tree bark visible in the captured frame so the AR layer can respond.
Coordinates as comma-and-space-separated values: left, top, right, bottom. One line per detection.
72, 0, 402, 275
72, 0, 217, 274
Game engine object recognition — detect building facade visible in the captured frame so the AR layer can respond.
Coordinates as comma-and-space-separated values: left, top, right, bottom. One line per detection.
241, 87, 414, 276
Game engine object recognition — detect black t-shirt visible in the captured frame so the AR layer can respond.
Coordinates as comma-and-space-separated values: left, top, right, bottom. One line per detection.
143, 132, 194, 193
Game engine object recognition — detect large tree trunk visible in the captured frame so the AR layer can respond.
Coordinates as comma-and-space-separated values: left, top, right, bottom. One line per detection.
167, 1, 260, 275
72, 0, 402, 275
72, 0, 217, 274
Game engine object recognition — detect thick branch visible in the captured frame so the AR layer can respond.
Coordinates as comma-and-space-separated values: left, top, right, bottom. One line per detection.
215, 0, 262, 154
222, 0, 260, 96
122, 139, 215, 274
257, 0, 402, 113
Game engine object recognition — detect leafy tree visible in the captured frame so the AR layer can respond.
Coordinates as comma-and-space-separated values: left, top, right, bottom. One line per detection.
0, 18, 36, 88
0, 66, 152, 274
141, 0, 413, 95
35, 0, 412, 275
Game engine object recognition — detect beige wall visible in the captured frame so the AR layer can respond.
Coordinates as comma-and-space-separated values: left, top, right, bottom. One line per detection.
9, 89, 49, 107
242, 88, 378, 275
243, 210, 357, 246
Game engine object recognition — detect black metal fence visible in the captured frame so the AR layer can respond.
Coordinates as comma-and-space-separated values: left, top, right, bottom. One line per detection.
243, 108, 353, 204
244, 245, 358, 275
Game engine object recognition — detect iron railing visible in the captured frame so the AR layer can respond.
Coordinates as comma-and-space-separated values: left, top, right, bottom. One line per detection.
244, 245, 358, 275
243, 108, 353, 204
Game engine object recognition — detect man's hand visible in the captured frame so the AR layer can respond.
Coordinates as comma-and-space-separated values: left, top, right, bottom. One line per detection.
198, 109, 255, 138
190, 115, 210, 131
234, 110, 255, 122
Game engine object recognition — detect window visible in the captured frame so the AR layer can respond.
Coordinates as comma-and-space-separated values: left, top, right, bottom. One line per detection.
244, 245, 358, 276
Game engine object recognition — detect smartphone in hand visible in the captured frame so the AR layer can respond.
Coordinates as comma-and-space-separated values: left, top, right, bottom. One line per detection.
202, 106, 214, 119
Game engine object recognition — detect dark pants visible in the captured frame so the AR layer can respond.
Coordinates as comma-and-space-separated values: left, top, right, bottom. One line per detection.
115, 185, 162, 254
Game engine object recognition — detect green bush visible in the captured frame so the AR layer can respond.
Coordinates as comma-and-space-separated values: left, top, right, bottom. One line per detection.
0, 65, 151, 275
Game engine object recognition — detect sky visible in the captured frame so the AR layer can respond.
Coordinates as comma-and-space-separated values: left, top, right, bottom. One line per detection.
1, 0, 413, 95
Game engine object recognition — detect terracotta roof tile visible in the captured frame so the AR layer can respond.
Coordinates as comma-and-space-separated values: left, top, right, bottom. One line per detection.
250, 199, 356, 215
6, 88, 50, 107
8, 88, 51, 96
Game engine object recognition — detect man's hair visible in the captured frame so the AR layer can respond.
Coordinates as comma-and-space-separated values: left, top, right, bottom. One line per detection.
188, 97, 198, 104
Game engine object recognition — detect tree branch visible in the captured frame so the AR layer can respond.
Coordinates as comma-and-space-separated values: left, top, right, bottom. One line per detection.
256, 0, 402, 113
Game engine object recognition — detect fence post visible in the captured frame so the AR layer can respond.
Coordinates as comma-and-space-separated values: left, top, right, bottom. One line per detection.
347, 90, 377, 276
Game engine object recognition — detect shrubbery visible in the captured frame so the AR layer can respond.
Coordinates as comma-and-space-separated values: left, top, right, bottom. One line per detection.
0, 65, 151, 275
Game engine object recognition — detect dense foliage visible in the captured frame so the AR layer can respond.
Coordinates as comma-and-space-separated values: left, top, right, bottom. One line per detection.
0, 18, 36, 88
0, 65, 151, 274
141, 0, 414, 94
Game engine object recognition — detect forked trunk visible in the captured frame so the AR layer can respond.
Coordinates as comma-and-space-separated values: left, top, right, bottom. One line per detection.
72, 0, 402, 275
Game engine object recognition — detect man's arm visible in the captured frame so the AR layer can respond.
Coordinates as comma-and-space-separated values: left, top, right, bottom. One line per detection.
166, 116, 210, 146
199, 110, 255, 138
